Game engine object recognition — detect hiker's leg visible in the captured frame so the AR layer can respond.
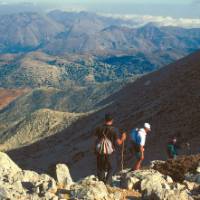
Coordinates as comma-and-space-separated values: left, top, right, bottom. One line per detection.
105, 154, 115, 185
97, 154, 106, 182
133, 159, 143, 170
133, 152, 144, 170
112, 152, 119, 174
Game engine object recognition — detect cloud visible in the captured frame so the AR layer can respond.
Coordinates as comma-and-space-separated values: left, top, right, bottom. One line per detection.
99, 13, 200, 28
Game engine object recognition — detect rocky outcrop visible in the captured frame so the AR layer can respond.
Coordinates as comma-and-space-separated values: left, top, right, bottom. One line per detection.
56, 164, 73, 189
119, 156, 200, 200
0, 151, 199, 200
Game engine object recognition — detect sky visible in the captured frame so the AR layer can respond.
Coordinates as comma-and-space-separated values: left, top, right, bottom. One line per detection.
0, 0, 200, 18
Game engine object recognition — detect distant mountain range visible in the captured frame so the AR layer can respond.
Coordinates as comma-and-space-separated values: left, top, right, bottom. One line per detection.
0, 11, 200, 56
0, 11, 200, 91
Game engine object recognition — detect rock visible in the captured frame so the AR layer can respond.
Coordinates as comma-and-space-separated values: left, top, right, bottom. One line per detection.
126, 176, 140, 190
112, 175, 121, 188
185, 172, 200, 184
196, 174, 200, 184
150, 160, 166, 168
183, 180, 197, 190
140, 174, 170, 197
0, 151, 21, 176
174, 183, 186, 190
146, 189, 193, 200
196, 162, 200, 173
0, 187, 10, 199
56, 164, 73, 189
122, 169, 171, 192
196, 166, 200, 173
185, 172, 196, 182
166, 176, 173, 184
70, 175, 111, 200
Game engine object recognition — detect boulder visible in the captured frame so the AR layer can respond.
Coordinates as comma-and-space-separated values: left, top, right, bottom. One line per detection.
70, 175, 112, 200
150, 160, 166, 168
56, 164, 73, 189
146, 189, 193, 200
121, 169, 171, 191
140, 173, 170, 197
183, 180, 198, 191
0, 151, 21, 176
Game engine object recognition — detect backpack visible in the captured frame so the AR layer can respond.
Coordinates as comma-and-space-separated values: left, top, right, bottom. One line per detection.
96, 128, 114, 155
130, 128, 141, 152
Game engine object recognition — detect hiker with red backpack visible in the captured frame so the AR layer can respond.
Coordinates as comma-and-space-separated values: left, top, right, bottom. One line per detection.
130, 123, 151, 170
94, 113, 126, 184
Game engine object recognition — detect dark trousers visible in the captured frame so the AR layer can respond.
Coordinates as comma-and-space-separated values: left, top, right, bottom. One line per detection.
96, 153, 115, 185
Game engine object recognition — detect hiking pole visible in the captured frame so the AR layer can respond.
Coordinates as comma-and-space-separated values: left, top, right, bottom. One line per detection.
121, 140, 124, 171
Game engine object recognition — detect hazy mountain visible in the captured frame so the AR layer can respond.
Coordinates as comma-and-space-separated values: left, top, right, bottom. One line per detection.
0, 12, 64, 53
7, 51, 200, 179
0, 11, 199, 58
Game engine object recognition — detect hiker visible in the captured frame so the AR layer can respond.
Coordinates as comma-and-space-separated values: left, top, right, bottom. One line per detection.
167, 137, 179, 159
130, 123, 151, 171
94, 113, 126, 185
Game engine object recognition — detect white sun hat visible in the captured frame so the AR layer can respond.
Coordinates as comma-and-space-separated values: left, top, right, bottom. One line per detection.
144, 123, 151, 130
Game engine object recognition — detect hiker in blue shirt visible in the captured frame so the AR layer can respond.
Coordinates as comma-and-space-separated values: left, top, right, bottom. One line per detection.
130, 123, 151, 170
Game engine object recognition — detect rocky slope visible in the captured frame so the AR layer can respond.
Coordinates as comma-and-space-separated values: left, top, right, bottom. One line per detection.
0, 151, 199, 200
0, 109, 85, 151
7, 51, 200, 180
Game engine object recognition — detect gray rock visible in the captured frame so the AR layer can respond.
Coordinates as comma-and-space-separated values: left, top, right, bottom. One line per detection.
166, 176, 173, 184
183, 180, 197, 190
70, 175, 111, 200
0, 187, 10, 199
56, 164, 73, 189
122, 169, 171, 192
126, 176, 140, 190
196, 174, 200, 184
146, 189, 193, 200
196, 166, 200, 173
150, 160, 166, 168
174, 183, 186, 190
0, 151, 21, 176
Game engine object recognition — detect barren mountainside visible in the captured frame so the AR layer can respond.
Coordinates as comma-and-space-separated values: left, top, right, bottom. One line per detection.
7, 51, 200, 180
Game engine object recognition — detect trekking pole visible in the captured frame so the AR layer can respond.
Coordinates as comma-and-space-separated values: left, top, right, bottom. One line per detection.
121, 140, 124, 171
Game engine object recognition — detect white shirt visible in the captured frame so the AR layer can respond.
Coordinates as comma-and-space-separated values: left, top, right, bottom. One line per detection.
138, 128, 147, 146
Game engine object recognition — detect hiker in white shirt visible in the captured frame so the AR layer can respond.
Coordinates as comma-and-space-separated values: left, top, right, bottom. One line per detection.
130, 123, 151, 170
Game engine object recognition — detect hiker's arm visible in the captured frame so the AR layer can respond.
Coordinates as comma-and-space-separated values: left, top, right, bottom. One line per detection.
117, 132, 127, 145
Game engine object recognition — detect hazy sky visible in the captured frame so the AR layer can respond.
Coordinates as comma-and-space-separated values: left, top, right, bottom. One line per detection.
0, 0, 195, 3
0, 0, 200, 18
